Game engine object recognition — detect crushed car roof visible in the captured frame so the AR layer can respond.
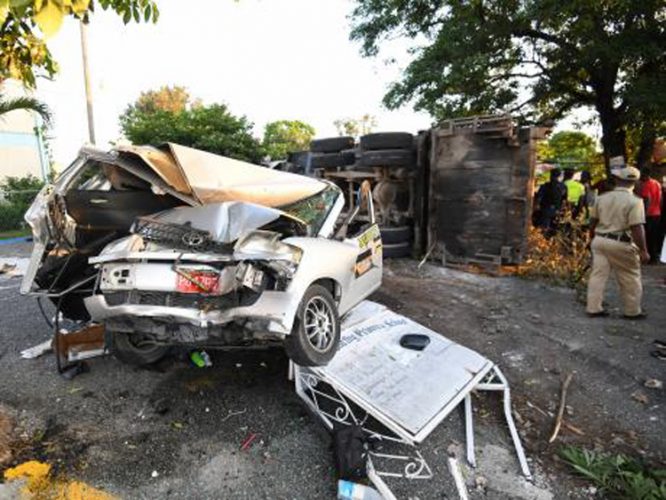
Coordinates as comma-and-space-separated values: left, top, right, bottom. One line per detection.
113, 143, 327, 207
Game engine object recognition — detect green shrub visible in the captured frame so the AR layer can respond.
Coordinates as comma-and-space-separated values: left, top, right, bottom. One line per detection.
0, 202, 28, 231
0, 175, 43, 231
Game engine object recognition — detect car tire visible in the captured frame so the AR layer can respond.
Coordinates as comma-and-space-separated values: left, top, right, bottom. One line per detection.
359, 149, 415, 168
285, 284, 341, 366
382, 241, 412, 259
310, 136, 355, 153
110, 331, 170, 366
379, 225, 412, 244
360, 132, 414, 151
311, 150, 355, 168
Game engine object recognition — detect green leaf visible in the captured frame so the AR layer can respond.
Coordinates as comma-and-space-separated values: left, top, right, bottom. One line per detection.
33, 0, 65, 38
0, 0, 9, 25
143, 4, 150, 22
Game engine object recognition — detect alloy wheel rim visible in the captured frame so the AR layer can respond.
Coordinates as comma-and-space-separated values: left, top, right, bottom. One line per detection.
304, 296, 335, 353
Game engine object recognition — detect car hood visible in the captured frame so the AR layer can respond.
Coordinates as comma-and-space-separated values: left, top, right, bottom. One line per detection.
144, 201, 305, 244
116, 143, 327, 207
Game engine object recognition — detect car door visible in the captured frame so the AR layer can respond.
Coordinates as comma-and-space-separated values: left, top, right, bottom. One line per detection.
341, 181, 383, 310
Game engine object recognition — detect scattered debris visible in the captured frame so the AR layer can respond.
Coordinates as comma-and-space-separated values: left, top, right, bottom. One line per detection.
631, 391, 649, 404
337, 480, 382, 500
55, 324, 106, 364
549, 372, 574, 443
240, 433, 258, 451
190, 350, 212, 368
0, 258, 29, 277
20, 339, 53, 359
446, 454, 470, 500
644, 378, 663, 390
60, 361, 89, 380
220, 409, 247, 422
474, 475, 488, 492
3, 460, 115, 498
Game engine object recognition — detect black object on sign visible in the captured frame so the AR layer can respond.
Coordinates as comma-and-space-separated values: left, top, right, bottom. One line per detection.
400, 333, 430, 351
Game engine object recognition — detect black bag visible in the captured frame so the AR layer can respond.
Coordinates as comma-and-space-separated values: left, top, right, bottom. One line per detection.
332, 424, 368, 480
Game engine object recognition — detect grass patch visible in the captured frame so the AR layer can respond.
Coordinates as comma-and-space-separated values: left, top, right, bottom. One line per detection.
0, 229, 31, 239
560, 446, 666, 499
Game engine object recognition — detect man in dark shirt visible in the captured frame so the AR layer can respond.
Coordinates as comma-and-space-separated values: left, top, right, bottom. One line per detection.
536, 168, 567, 235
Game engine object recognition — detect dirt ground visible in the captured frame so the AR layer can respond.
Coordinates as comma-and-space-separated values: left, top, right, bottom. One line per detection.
0, 240, 664, 499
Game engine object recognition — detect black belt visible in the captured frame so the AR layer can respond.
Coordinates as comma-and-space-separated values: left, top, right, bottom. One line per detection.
598, 232, 632, 243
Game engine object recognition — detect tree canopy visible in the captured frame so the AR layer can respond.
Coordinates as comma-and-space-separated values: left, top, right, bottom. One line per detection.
120, 87, 264, 163
262, 120, 315, 160
1, 0, 158, 87
538, 131, 598, 164
349, 0, 665, 164
333, 114, 377, 137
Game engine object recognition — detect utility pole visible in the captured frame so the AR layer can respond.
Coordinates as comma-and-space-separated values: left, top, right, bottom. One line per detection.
79, 20, 96, 144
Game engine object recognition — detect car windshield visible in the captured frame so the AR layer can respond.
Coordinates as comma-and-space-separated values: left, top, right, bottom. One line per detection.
278, 186, 340, 236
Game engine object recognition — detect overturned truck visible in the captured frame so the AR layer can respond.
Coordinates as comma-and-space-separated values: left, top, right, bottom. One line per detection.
21, 144, 382, 367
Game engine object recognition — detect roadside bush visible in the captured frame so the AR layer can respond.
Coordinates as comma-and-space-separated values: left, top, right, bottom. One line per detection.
0, 175, 43, 231
0, 202, 28, 231
517, 214, 590, 290
560, 446, 666, 499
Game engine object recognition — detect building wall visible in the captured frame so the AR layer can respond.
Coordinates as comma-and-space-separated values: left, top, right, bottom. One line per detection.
0, 81, 47, 183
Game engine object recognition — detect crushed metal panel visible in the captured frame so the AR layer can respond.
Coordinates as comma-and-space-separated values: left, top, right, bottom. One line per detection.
166, 143, 328, 207
116, 144, 193, 195
149, 202, 291, 243
320, 302, 491, 437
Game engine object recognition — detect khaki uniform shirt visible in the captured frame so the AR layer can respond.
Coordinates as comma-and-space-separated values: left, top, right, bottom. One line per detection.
590, 187, 645, 234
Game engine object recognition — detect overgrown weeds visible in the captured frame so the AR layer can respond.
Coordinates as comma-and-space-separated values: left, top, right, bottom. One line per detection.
517, 215, 591, 290
559, 446, 666, 499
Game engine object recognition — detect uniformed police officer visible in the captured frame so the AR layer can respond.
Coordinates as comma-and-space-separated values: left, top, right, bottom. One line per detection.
586, 160, 650, 319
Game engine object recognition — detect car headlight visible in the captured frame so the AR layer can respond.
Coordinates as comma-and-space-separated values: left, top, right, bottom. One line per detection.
234, 230, 303, 264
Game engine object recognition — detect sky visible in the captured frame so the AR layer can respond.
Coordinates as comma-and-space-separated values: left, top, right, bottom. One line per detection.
31, 0, 599, 166
33, 0, 434, 165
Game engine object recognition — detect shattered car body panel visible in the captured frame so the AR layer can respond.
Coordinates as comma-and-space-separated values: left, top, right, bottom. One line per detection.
22, 143, 382, 366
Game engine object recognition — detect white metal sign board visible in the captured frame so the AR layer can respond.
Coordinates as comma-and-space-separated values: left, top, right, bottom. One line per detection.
313, 301, 493, 439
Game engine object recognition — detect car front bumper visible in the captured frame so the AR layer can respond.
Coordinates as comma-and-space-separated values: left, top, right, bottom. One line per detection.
84, 288, 299, 336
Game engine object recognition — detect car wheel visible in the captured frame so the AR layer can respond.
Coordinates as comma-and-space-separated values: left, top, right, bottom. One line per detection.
360, 132, 414, 151
285, 284, 341, 366
379, 225, 412, 244
382, 241, 412, 259
109, 331, 169, 366
359, 149, 415, 167
310, 136, 355, 153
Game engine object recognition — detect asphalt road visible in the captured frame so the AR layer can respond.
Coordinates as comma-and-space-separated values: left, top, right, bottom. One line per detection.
2, 240, 664, 499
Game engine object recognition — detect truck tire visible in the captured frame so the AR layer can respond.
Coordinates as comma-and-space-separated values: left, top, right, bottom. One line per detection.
382, 241, 412, 259
285, 284, 340, 366
311, 150, 355, 168
360, 132, 414, 151
310, 136, 355, 153
359, 149, 415, 168
110, 331, 169, 366
379, 225, 412, 244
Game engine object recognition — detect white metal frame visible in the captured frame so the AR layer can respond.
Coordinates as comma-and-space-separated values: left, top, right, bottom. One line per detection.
292, 361, 531, 498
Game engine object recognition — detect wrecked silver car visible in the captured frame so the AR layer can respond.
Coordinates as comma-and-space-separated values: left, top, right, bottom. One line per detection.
21, 143, 382, 366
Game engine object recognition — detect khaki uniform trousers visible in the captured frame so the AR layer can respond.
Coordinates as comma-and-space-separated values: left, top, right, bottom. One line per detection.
586, 236, 642, 316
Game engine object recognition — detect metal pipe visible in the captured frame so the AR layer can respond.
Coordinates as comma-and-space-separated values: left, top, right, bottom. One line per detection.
79, 21, 96, 144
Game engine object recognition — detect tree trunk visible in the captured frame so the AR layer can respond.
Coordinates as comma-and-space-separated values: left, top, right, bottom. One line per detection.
635, 124, 656, 169
593, 76, 626, 176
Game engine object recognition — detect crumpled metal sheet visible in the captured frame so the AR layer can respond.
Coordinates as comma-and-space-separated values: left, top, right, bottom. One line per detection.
152, 202, 300, 243
112, 143, 326, 207
115, 144, 193, 195
166, 143, 326, 207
